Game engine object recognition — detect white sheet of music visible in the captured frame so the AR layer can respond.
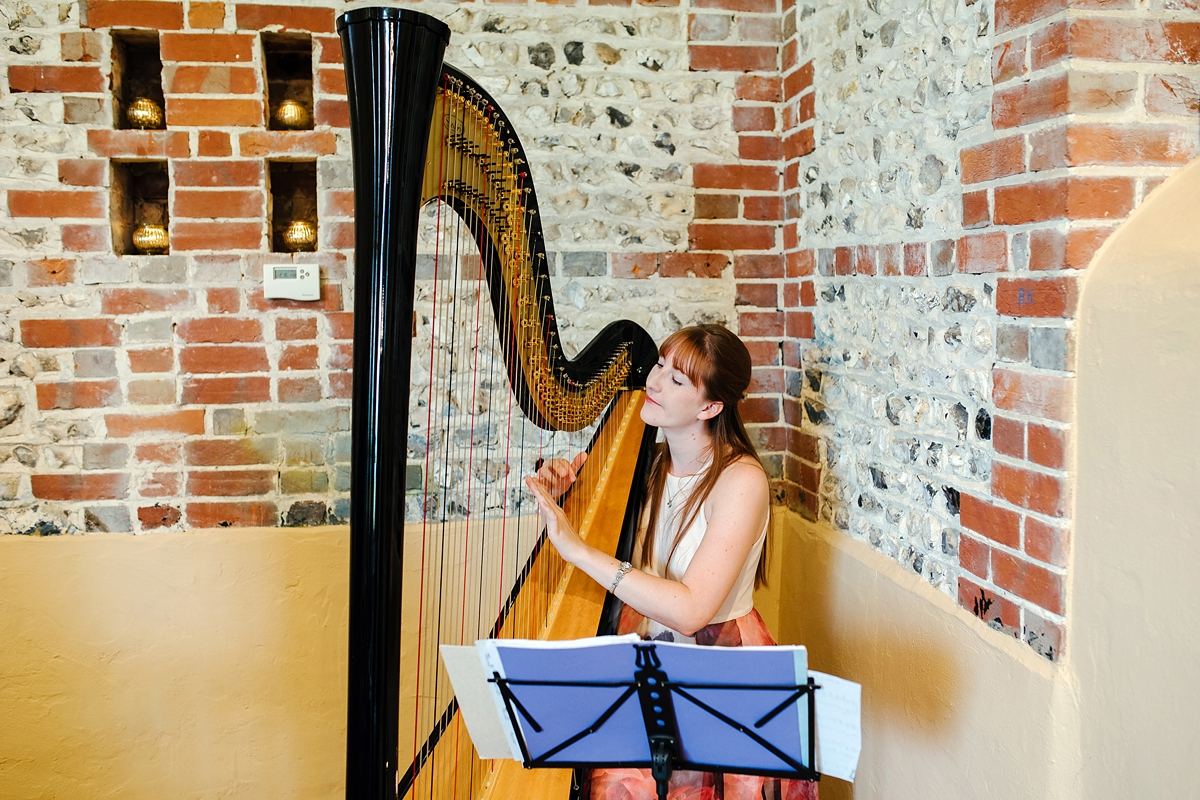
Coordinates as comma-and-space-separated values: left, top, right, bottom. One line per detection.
810, 670, 862, 782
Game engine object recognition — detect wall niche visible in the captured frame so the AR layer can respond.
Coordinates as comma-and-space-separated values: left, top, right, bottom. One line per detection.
111, 31, 166, 130
111, 161, 170, 256
262, 33, 314, 131
269, 161, 317, 253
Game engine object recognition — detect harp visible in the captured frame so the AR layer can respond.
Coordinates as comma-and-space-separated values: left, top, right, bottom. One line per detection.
338, 9, 659, 800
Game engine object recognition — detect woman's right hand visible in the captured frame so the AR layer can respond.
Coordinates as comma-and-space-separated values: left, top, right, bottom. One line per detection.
534, 452, 588, 499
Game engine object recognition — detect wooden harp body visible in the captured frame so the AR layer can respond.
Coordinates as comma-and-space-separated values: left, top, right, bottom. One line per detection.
338, 9, 659, 799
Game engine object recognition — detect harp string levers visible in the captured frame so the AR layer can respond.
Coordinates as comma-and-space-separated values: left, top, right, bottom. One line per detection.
397, 71, 650, 800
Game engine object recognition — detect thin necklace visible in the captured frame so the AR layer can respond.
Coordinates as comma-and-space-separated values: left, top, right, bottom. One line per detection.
665, 472, 693, 508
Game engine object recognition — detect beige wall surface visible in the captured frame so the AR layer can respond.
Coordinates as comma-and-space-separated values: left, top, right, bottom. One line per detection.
0, 528, 350, 800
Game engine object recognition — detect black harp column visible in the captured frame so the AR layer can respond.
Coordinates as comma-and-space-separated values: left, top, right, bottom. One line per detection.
337, 9, 450, 800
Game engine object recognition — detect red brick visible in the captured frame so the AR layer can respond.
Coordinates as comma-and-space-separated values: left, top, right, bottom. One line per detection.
736, 75, 782, 101
235, 4, 334, 32
9, 65, 103, 93
61, 31, 103, 62
784, 310, 814, 339
173, 160, 263, 187
316, 35, 341, 64
739, 311, 784, 337
743, 340, 780, 366
1067, 123, 1198, 166
993, 74, 1068, 129
1066, 176, 1134, 220
37, 380, 121, 410
993, 462, 1064, 517
959, 533, 991, 579
328, 343, 353, 371
32, 473, 129, 501
960, 136, 1025, 184
166, 64, 258, 94
176, 317, 262, 343
694, 164, 779, 191
182, 376, 270, 404
689, 45, 777, 72
783, 61, 813, 99
660, 252, 730, 278
993, 368, 1072, 421
85, 0, 183, 29
688, 223, 775, 251
996, 277, 1077, 318
325, 221, 354, 249
1029, 126, 1067, 172
799, 280, 816, 306
87, 130, 190, 159
139, 504, 182, 529
58, 159, 107, 186
1027, 422, 1066, 468
739, 135, 784, 162
280, 343, 319, 370
735, 254, 784, 278
186, 501, 278, 528
1028, 228, 1065, 271
173, 189, 264, 219
317, 67, 346, 95
1032, 20, 1068, 69
992, 37, 1027, 84
275, 317, 318, 340
612, 252, 659, 279
787, 428, 819, 463
279, 377, 321, 402
185, 438, 277, 466
961, 493, 1021, 548
1025, 517, 1068, 567
783, 128, 815, 159
198, 130, 232, 157
903, 242, 927, 276
1146, 73, 1200, 116
691, 0, 776, 13
962, 190, 990, 229
315, 99, 349, 128
62, 225, 109, 252
128, 378, 175, 404
128, 347, 174, 373
995, 0, 1066, 34
958, 576, 1022, 631
166, 97, 262, 127
1065, 227, 1112, 269
180, 345, 268, 373
188, 1, 224, 28
743, 194, 783, 219
101, 288, 191, 315
1068, 19, 1200, 64
138, 471, 180, 498
248, 285, 342, 312
992, 550, 1064, 614
735, 282, 778, 307
9, 190, 104, 219
188, 469, 275, 496
994, 179, 1066, 226
160, 32, 254, 62
172, 221, 263, 251
203, 288, 238, 314
733, 105, 775, 132
1069, 71, 1137, 114
786, 250, 814, 278
993, 415, 1025, 458
327, 313, 354, 340
956, 232, 1007, 274
136, 442, 180, 464
329, 372, 352, 399
239, 131, 338, 157
797, 93, 814, 123
107, 411, 203, 439
782, 39, 798, 73
739, 396, 780, 424
848, 245, 873, 276
26, 258, 75, 287
323, 189, 355, 217
695, 194, 739, 219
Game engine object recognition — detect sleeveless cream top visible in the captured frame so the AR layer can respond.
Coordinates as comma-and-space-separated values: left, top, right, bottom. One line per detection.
641, 469, 767, 643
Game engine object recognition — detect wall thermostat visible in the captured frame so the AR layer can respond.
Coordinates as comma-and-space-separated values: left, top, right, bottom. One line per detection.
264, 264, 320, 301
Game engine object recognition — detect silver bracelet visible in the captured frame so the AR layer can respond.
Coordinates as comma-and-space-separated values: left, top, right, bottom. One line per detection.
610, 561, 633, 593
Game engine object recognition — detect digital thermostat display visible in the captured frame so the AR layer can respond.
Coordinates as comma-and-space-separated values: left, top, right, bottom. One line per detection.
264, 264, 319, 301
274, 267, 298, 280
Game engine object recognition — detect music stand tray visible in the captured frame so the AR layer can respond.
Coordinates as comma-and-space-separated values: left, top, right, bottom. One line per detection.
444, 636, 837, 800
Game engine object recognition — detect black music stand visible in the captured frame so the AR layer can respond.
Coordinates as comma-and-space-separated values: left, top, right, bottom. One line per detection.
485, 641, 820, 800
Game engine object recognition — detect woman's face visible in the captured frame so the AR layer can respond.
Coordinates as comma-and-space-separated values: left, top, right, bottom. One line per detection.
640, 351, 721, 430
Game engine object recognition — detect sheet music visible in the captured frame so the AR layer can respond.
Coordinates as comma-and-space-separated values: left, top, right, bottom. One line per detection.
440, 645, 521, 760
810, 670, 862, 782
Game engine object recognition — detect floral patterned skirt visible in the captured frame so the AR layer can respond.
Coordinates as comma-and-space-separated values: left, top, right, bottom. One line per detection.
583, 605, 819, 800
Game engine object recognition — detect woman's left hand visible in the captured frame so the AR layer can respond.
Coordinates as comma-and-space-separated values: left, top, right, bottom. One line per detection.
525, 473, 587, 563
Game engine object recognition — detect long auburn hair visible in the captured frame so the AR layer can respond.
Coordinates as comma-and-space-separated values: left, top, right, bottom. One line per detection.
636, 324, 770, 588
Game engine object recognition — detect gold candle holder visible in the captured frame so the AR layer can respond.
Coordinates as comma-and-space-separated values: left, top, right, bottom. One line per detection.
282, 219, 317, 252
132, 223, 169, 255
273, 99, 311, 130
126, 97, 164, 130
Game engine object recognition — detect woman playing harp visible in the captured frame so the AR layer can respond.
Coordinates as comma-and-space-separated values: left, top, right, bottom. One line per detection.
527, 324, 819, 800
